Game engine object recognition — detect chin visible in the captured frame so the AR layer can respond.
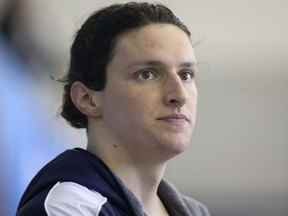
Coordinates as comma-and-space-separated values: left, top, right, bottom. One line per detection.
158, 138, 191, 159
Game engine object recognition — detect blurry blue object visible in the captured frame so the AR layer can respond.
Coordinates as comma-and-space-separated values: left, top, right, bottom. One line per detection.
0, 37, 66, 215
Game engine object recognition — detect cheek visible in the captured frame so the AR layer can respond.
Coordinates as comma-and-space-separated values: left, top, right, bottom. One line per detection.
185, 84, 198, 126
103, 87, 147, 124
187, 83, 198, 106
102, 89, 154, 144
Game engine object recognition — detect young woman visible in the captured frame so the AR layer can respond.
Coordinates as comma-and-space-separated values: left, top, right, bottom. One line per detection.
17, 2, 210, 216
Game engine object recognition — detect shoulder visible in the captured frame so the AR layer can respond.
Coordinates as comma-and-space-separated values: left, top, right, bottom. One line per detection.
182, 195, 211, 216
159, 180, 211, 216
18, 181, 114, 216
45, 182, 108, 216
17, 149, 118, 216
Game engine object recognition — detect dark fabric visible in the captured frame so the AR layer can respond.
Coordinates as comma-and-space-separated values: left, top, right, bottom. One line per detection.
158, 181, 210, 216
17, 148, 210, 216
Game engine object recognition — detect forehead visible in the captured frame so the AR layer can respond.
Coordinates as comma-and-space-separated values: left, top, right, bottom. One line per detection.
111, 24, 196, 66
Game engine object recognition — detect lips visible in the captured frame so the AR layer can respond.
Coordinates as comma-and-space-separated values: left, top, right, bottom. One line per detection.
157, 114, 190, 123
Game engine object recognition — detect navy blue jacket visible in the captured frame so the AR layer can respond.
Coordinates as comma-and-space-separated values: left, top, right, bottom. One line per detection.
17, 148, 210, 216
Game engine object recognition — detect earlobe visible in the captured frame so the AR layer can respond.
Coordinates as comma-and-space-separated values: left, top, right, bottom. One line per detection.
70, 81, 102, 118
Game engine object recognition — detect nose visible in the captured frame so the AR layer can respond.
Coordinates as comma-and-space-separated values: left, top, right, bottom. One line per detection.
163, 74, 188, 109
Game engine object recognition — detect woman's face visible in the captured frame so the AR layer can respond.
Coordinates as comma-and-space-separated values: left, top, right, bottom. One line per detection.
99, 24, 198, 158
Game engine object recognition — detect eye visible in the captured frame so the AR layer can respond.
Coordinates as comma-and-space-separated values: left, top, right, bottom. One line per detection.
179, 69, 195, 81
135, 69, 158, 81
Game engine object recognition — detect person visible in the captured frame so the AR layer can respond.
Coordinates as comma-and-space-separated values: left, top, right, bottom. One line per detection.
17, 2, 210, 216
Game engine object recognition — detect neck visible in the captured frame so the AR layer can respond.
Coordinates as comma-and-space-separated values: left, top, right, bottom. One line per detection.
87, 122, 169, 215
88, 140, 167, 205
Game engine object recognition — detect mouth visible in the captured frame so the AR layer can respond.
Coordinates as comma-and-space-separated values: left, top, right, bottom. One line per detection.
157, 114, 190, 126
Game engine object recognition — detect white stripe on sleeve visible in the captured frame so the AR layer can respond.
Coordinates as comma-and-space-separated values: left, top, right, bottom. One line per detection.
44, 182, 107, 216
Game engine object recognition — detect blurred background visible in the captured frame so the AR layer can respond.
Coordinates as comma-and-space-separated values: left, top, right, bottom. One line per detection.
0, 0, 287, 215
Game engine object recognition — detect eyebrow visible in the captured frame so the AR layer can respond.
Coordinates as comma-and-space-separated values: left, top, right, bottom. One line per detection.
126, 60, 197, 69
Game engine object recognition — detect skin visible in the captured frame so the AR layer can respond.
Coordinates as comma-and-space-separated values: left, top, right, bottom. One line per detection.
71, 23, 198, 216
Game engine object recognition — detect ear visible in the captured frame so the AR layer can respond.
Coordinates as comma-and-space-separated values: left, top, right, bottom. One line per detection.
70, 81, 102, 118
